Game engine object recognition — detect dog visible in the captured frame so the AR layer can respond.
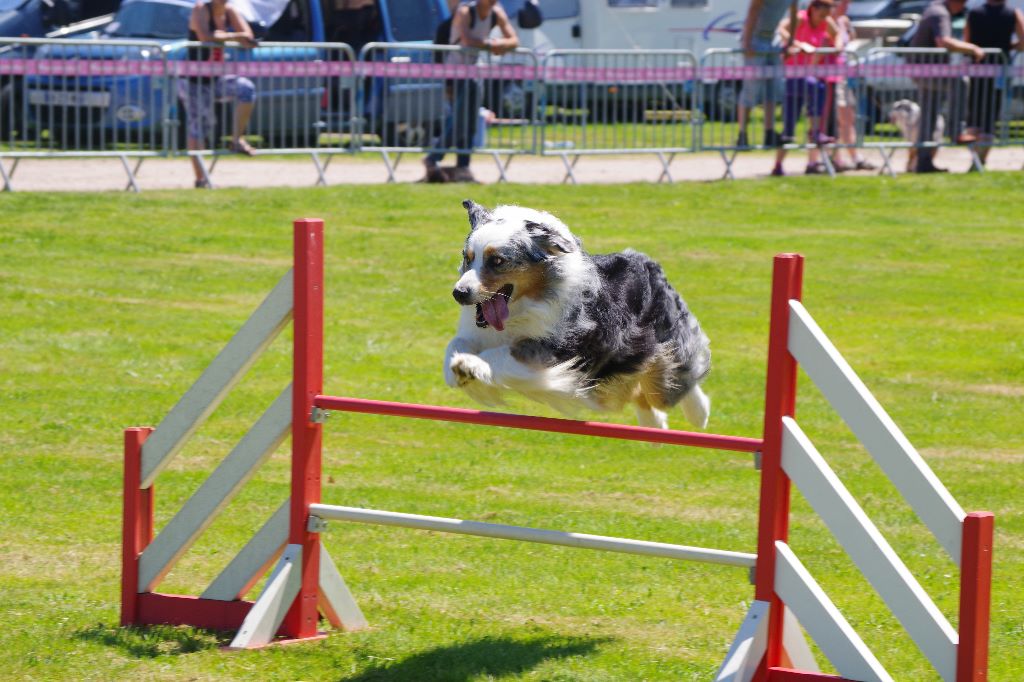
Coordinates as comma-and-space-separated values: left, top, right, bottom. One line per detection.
888, 99, 944, 172
443, 200, 711, 431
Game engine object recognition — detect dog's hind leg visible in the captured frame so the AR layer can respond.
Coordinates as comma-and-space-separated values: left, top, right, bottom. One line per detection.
680, 385, 711, 430
634, 393, 669, 430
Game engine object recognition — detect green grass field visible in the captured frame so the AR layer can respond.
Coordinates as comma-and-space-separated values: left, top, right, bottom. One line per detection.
1, 176, 1022, 681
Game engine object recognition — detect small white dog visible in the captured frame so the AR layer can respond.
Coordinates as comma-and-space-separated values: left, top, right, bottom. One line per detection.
443, 200, 711, 430
888, 99, 945, 172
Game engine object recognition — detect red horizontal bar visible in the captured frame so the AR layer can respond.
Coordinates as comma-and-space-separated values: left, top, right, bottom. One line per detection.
136, 593, 253, 631
313, 395, 762, 453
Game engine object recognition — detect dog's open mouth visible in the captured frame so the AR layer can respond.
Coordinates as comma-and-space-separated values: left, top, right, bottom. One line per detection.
475, 284, 514, 331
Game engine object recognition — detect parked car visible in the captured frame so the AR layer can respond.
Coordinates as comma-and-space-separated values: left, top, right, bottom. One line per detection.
13, 0, 448, 149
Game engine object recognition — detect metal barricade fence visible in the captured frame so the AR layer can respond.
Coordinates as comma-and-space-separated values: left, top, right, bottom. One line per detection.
700, 47, 859, 179
171, 41, 356, 187
0, 38, 169, 158
1002, 52, 1024, 158
357, 42, 539, 183
3, 39, 1024, 189
540, 49, 698, 183
859, 47, 1007, 174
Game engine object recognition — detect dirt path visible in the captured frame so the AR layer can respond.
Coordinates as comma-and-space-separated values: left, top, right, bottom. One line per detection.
2, 147, 1021, 192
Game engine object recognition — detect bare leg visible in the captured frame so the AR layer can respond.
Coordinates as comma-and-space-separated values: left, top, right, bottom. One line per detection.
233, 101, 254, 148
188, 136, 205, 184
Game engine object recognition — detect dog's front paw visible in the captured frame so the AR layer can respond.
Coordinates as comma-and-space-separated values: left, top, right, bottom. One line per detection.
449, 353, 492, 387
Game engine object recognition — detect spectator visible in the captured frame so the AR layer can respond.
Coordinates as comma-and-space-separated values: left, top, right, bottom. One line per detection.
737, 0, 798, 149
909, 0, 984, 173
424, 0, 518, 183
772, 0, 838, 176
179, 0, 258, 189
963, 0, 1024, 168
827, 0, 876, 171
330, 0, 381, 56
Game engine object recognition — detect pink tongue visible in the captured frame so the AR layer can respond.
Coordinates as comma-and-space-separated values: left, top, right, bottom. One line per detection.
481, 294, 509, 331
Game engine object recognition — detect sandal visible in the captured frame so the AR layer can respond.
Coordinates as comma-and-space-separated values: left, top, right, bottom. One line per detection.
805, 162, 827, 175
230, 139, 256, 156
853, 159, 877, 171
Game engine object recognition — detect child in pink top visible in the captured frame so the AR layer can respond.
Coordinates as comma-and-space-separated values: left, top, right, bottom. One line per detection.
771, 0, 838, 176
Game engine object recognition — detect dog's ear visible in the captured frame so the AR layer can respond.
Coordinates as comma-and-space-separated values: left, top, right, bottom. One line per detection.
463, 199, 492, 231
525, 220, 577, 256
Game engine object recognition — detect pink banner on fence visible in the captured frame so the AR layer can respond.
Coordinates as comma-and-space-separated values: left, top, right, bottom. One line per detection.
0, 57, 1010, 81
543, 65, 697, 83
0, 58, 164, 76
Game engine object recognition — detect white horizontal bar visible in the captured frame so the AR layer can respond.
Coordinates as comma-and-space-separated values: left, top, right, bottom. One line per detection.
782, 418, 958, 680
308, 503, 756, 568
787, 300, 965, 563
140, 269, 293, 488
774, 541, 893, 682
139, 387, 292, 592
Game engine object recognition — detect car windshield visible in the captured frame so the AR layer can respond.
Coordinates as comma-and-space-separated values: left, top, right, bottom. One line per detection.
105, 1, 191, 39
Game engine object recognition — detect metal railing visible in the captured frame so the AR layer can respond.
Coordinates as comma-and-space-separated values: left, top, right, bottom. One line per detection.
2, 37, 1022, 190
540, 49, 699, 183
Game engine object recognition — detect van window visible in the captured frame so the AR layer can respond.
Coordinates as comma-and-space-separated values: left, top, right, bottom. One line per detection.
504, 0, 578, 19
386, 1, 444, 42
608, 0, 658, 6
536, 0, 579, 19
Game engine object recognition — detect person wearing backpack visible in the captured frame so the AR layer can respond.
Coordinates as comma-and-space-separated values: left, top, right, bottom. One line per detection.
423, 0, 519, 183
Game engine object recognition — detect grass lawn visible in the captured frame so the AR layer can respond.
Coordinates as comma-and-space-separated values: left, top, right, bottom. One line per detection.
0, 175, 1022, 681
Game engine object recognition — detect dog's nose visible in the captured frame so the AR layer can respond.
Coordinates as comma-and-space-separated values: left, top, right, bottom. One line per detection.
452, 286, 473, 305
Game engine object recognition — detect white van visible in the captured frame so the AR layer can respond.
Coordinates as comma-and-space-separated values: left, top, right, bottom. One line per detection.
505, 0, 748, 55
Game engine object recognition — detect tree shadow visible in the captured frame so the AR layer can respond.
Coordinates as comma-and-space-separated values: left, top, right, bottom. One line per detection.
73, 623, 230, 658
338, 634, 612, 682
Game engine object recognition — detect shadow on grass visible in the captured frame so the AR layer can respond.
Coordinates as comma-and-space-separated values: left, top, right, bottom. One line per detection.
339, 634, 611, 682
74, 623, 230, 657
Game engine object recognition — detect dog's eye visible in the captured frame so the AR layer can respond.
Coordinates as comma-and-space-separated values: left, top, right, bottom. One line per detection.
489, 256, 505, 268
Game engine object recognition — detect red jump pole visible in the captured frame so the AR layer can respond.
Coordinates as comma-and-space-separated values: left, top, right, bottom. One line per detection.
282, 219, 325, 639
754, 254, 804, 678
957, 511, 995, 682
121, 426, 154, 626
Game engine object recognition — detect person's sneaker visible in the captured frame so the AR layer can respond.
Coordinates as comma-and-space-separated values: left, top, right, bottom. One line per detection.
830, 157, 853, 172
805, 162, 826, 175
915, 163, 948, 174
853, 159, 877, 171
449, 166, 478, 183
421, 162, 448, 183
194, 178, 211, 189
770, 164, 785, 177
736, 131, 749, 148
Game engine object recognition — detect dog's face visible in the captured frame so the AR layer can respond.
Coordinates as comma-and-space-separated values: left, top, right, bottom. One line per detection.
888, 99, 920, 139
452, 200, 578, 332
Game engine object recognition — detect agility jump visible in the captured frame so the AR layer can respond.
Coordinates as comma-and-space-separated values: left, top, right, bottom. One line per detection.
121, 219, 993, 681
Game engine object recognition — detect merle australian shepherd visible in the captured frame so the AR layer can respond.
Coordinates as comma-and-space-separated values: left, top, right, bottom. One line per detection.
443, 200, 711, 430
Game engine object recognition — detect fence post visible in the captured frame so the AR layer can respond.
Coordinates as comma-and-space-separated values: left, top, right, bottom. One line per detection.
957, 511, 994, 682
282, 218, 325, 638
754, 254, 804, 677
121, 426, 154, 626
